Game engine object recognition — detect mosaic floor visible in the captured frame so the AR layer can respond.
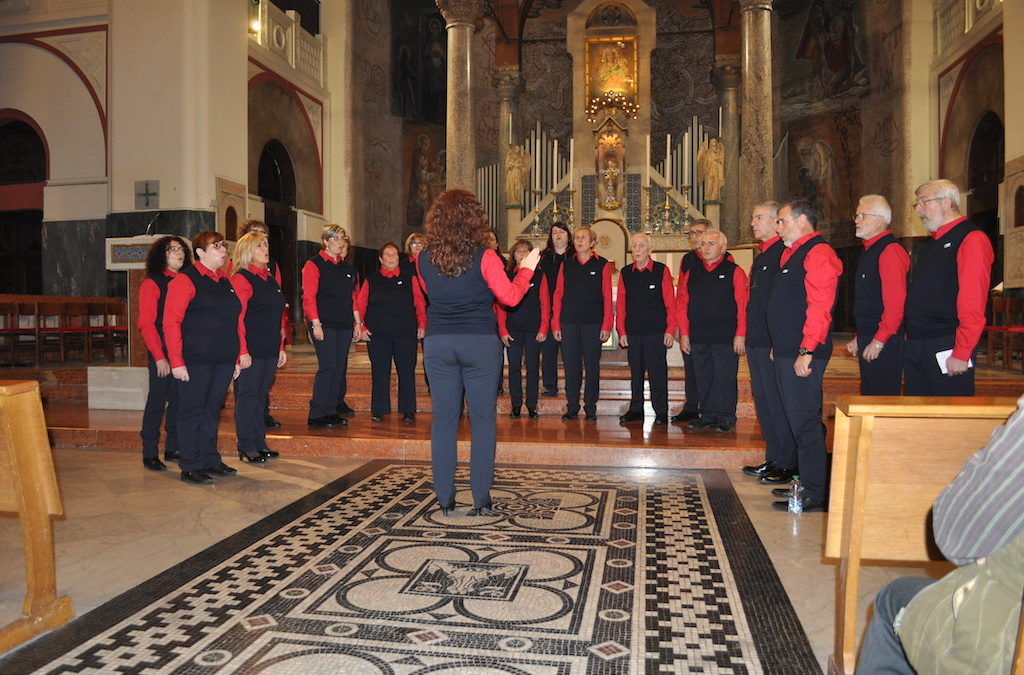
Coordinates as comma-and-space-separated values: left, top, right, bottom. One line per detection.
1, 461, 819, 674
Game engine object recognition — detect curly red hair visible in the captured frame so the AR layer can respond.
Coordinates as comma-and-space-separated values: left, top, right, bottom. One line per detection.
424, 189, 492, 277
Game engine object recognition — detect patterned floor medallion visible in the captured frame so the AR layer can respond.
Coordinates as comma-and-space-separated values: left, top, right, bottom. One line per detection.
1, 461, 820, 674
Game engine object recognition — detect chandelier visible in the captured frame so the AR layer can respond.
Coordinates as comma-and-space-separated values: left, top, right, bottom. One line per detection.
585, 91, 639, 123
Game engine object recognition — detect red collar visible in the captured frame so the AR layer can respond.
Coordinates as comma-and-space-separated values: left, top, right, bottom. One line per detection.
862, 229, 894, 249
786, 231, 823, 251
759, 235, 781, 252
932, 216, 969, 240
702, 256, 726, 272
319, 250, 343, 264
575, 251, 595, 264
380, 267, 401, 278
632, 258, 654, 272
246, 264, 270, 280
193, 262, 224, 280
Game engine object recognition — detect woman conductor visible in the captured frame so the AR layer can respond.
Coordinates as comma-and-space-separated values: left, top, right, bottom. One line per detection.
164, 231, 241, 485
138, 235, 191, 471
496, 240, 549, 419
417, 190, 541, 516
230, 231, 287, 463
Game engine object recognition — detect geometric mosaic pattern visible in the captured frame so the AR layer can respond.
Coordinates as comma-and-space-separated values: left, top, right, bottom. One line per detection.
2, 462, 821, 674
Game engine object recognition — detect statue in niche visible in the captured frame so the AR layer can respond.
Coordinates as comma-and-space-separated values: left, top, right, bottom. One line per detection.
597, 131, 624, 211
504, 145, 531, 205
697, 137, 725, 202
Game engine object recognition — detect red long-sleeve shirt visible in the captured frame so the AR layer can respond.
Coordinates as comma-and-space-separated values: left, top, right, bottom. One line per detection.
229, 264, 288, 357
138, 269, 178, 362
354, 266, 427, 330
779, 231, 844, 352
674, 257, 749, 337
929, 217, 995, 361
300, 251, 359, 323
616, 259, 677, 337
860, 230, 910, 344
496, 273, 550, 337
162, 262, 228, 369
225, 258, 282, 286
550, 253, 614, 332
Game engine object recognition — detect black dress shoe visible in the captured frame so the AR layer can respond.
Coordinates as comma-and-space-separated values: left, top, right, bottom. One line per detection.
619, 411, 644, 423
467, 502, 497, 516
143, 456, 167, 471
264, 414, 282, 428
671, 410, 700, 423
336, 404, 356, 418
771, 487, 791, 499
687, 418, 717, 430
584, 413, 597, 421
653, 416, 668, 425
438, 499, 456, 516
327, 414, 348, 426
237, 450, 267, 463
308, 416, 336, 429
541, 389, 558, 397
181, 470, 213, 485
742, 460, 776, 478
527, 409, 539, 419
258, 447, 280, 458
509, 409, 521, 419
371, 414, 384, 422
714, 421, 736, 433
772, 497, 827, 512
759, 466, 797, 484
164, 450, 180, 461
206, 462, 237, 476
402, 413, 415, 422
561, 412, 579, 420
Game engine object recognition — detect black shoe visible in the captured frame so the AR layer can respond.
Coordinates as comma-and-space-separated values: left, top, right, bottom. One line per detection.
337, 404, 356, 418
653, 416, 668, 425
771, 487, 791, 498
308, 416, 336, 429
181, 470, 213, 485
619, 411, 644, 423
541, 389, 558, 397
714, 421, 735, 433
438, 499, 456, 516
759, 467, 797, 484
742, 460, 776, 478
671, 410, 700, 423
264, 414, 281, 428
371, 414, 384, 422
164, 450, 180, 461
206, 462, 237, 476
143, 456, 166, 471
772, 497, 827, 513
584, 413, 597, 421
402, 413, 415, 422
687, 418, 717, 430
527, 409, 539, 419
467, 502, 497, 516
561, 412, 579, 420
237, 450, 267, 463
327, 414, 348, 426
258, 448, 280, 458
509, 409, 521, 419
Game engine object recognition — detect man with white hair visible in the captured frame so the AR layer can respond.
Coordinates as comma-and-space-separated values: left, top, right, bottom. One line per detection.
616, 233, 676, 425
845, 195, 909, 395
904, 180, 994, 396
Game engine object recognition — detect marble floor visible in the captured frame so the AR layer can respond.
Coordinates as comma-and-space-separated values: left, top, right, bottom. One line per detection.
0, 449, 949, 672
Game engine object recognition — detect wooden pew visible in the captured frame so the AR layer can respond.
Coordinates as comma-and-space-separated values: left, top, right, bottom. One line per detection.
0, 380, 75, 653
825, 395, 1021, 675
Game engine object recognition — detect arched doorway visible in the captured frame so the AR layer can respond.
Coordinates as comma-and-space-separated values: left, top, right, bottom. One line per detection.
257, 139, 298, 312
0, 118, 46, 294
967, 110, 1003, 288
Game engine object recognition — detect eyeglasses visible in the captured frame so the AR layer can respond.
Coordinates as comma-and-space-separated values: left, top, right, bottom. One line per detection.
913, 196, 944, 208
853, 212, 883, 220
166, 246, 184, 253
208, 241, 226, 250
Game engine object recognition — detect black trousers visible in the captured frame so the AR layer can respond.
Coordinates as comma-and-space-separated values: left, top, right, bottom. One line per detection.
689, 342, 738, 424
746, 345, 796, 469
541, 334, 562, 392
773, 354, 829, 501
904, 335, 975, 396
626, 333, 669, 417
857, 333, 904, 395
309, 326, 353, 418
141, 357, 179, 459
681, 348, 700, 413
506, 330, 542, 410
561, 323, 602, 415
235, 356, 278, 454
176, 362, 234, 473
368, 333, 418, 415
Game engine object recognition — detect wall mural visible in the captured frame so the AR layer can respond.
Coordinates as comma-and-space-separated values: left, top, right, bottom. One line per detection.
403, 126, 446, 228
391, 1, 447, 125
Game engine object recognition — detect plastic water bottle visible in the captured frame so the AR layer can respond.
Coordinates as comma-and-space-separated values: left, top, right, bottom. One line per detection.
788, 476, 804, 514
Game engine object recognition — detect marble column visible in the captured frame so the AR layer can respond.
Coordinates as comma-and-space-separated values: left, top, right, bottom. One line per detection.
437, 0, 480, 192
492, 67, 523, 244
714, 56, 742, 244
739, 0, 775, 219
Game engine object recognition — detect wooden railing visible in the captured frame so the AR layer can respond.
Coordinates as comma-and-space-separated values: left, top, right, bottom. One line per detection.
0, 294, 127, 367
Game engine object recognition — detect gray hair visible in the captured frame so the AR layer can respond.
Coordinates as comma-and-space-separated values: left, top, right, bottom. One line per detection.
859, 194, 892, 225
915, 179, 961, 210
753, 200, 780, 216
320, 224, 349, 245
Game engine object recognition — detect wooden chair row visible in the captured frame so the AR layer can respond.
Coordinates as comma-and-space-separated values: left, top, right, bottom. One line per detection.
0, 299, 127, 367
985, 297, 1024, 371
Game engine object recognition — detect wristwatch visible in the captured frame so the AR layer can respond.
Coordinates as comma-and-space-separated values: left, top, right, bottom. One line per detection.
797, 347, 812, 356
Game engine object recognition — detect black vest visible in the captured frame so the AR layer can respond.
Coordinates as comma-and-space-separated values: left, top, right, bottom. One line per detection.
419, 248, 497, 336
180, 266, 241, 365
310, 255, 357, 329
364, 271, 418, 336
678, 250, 702, 276
620, 261, 668, 336
559, 254, 608, 326
853, 233, 903, 337
238, 268, 286, 358
766, 236, 835, 358
146, 272, 173, 346
687, 259, 739, 345
504, 268, 543, 334
905, 220, 982, 339
539, 250, 569, 300
746, 240, 785, 348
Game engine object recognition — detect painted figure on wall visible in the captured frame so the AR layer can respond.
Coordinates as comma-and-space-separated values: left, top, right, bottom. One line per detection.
795, 0, 868, 99
587, 38, 637, 100
391, 2, 446, 125
796, 137, 841, 222
407, 133, 441, 227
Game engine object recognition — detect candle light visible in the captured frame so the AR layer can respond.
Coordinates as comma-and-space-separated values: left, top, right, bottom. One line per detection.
533, 135, 540, 192
718, 106, 723, 134
665, 134, 672, 188
552, 139, 559, 186
508, 113, 512, 145
569, 138, 574, 171
645, 135, 651, 188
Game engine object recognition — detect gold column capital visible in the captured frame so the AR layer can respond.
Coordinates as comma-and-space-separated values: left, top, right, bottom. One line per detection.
738, 0, 773, 12
436, 0, 479, 28
492, 68, 523, 102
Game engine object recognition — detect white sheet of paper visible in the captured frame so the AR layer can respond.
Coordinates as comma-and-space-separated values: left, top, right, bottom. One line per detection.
935, 348, 973, 374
